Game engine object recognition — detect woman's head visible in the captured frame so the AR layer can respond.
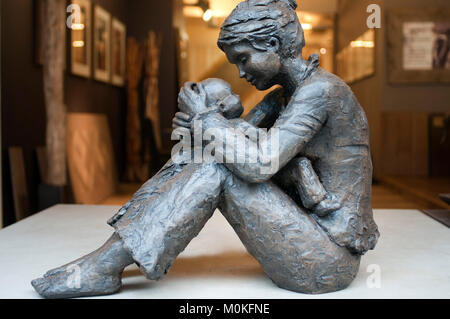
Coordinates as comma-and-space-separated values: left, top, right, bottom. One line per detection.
218, 0, 304, 90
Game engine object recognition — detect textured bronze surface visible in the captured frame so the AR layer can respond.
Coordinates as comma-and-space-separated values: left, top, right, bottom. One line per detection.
32, 0, 379, 298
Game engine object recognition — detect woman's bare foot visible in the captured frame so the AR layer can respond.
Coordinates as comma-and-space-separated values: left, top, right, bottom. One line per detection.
31, 233, 134, 299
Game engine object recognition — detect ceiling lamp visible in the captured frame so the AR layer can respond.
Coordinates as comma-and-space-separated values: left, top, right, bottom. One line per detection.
202, 9, 213, 22
183, 0, 214, 23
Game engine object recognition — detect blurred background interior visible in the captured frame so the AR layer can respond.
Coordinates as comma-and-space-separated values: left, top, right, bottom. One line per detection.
1, 0, 449, 228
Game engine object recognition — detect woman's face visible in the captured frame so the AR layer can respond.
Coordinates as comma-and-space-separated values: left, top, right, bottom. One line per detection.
223, 41, 281, 91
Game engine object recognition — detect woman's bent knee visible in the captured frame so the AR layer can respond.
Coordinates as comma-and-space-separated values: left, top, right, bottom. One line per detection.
268, 250, 361, 294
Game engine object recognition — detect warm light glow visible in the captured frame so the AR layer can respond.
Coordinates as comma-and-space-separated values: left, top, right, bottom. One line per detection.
71, 23, 85, 31
301, 23, 313, 30
72, 41, 85, 48
183, 6, 203, 18
320, 48, 327, 55
351, 40, 374, 48
303, 14, 314, 23
202, 9, 213, 22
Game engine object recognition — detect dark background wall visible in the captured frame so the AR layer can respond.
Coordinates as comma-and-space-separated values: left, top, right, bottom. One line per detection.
336, 0, 450, 178
1, 0, 176, 226
381, 0, 450, 113
127, 0, 178, 151
65, 0, 128, 184
337, 0, 450, 112
336, 0, 384, 177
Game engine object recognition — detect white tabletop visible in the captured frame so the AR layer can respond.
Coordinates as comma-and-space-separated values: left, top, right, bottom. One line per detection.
0, 205, 449, 299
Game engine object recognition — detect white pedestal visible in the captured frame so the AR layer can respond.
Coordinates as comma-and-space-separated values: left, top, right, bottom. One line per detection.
0, 205, 448, 299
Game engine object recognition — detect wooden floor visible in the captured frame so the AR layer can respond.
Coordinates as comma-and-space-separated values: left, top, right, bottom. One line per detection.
100, 183, 142, 206
371, 184, 423, 209
101, 183, 426, 210
379, 176, 450, 209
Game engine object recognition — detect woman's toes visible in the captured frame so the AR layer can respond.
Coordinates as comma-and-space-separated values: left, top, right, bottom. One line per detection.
31, 270, 122, 299
31, 277, 52, 298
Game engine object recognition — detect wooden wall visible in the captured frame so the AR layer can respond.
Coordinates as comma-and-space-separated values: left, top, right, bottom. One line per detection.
380, 112, 429, 176
1, 0, 177, 226
337, 0, 450, 178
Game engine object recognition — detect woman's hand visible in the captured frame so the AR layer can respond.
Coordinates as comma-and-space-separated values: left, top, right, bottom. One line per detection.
177, 82, 208, 117
172, 112, 192, 131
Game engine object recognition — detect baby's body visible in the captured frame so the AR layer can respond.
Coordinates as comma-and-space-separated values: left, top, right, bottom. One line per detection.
199, 78, 340, 216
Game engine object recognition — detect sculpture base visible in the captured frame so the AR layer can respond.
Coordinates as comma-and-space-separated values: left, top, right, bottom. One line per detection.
0, 205, 449, 298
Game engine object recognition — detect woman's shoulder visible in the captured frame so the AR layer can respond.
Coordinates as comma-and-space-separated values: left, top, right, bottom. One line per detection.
293, 68, 352, 103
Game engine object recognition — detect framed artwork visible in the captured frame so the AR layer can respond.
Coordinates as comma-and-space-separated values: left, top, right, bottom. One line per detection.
111, 18, 126, 86
387, 8, 450, 84
70, 0, 92, 78
93, 5, 111, 83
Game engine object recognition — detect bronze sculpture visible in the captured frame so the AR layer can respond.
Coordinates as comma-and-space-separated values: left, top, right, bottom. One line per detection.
32, 0, 379, 298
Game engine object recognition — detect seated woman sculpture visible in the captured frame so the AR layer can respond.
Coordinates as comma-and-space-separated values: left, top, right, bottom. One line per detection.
31, 0, 379, 298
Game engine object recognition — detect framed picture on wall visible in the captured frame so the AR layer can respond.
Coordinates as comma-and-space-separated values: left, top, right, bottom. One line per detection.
70, 0, 92, 78
111, 18, 126, 86
93, 5, 111, 83
387, 8, 450, 83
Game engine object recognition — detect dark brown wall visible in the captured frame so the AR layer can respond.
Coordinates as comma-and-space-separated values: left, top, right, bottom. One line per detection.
336, 0, 384, 177
2, 0, 49, 225
336, 0, 450, 178
66, 0, 128, 177
382, 0, 450, 113
1, 0, 176, 225
127, 0, 178, 151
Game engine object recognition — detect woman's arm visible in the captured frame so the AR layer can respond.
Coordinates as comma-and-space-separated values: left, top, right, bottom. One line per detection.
244, 88, 285, 128
173, 87, 284, 131
193, 82, 330, 183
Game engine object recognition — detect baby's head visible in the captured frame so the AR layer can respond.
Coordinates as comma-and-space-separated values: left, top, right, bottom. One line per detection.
196, 78, 244, 119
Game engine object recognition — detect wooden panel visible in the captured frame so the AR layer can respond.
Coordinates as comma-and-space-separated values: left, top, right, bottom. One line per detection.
381, 112, 429, 176
66, 113, 118, 204
411, 113, 430, 176
381, 112, 412, 175
8, 148, 30, 221
429, 114, 450, 177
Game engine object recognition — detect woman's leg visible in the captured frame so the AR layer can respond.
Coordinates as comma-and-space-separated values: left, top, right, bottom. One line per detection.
32, 161, 228, 298
31, 233, 134, 298
112, 161, 228, 280
219, 173, 361, 294
32, 159, 358, 298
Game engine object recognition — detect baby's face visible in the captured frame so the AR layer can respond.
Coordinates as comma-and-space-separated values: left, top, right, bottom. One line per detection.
201, 79, 244, 119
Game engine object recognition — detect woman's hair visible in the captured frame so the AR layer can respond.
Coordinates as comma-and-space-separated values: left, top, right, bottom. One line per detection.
218, 0, 304, 58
